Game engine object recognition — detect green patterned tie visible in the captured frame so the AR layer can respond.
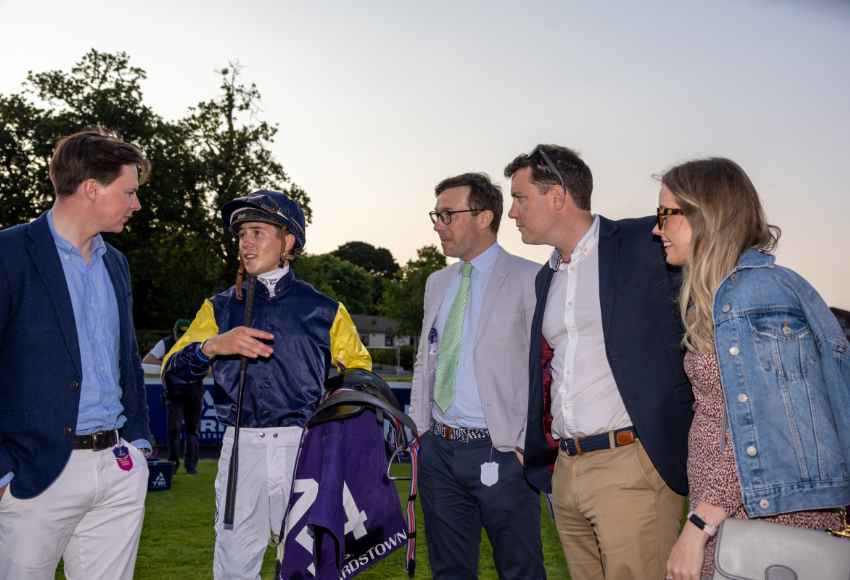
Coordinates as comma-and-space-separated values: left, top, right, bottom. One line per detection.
434, 262, 472, 411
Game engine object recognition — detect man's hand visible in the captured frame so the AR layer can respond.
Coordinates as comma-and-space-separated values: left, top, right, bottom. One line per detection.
514, 448, 525, 465
202, 326, 274, 359
0, 485, 6, 500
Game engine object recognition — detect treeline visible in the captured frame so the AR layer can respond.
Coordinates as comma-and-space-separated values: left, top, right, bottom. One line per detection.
0, 50, 445, 344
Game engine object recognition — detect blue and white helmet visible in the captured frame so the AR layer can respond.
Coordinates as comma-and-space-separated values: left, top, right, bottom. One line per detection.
221, 190, 306, 250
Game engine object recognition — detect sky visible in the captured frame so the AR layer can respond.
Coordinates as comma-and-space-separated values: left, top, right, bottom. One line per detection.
1, 0, 848, 308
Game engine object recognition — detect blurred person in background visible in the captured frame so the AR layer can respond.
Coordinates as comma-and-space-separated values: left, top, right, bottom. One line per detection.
145, 319, 203, 474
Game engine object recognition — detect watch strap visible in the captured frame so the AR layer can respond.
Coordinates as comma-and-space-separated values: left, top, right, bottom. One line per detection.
687, 510, 718, 537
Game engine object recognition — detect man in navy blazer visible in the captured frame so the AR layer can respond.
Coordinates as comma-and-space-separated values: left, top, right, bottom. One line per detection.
0, 129, 153, 580
505, 145, 693, 580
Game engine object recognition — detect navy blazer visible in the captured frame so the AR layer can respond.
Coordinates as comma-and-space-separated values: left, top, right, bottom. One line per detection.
0, 213, 151, 499
523, 215, 693, 496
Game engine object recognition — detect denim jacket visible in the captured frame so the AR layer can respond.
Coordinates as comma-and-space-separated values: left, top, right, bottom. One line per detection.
713, 249, 850, 517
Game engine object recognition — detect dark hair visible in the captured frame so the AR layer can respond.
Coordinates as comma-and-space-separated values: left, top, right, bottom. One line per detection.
49, 128, 151, 197
434, 172, 503, 234
503, 144, 593, 210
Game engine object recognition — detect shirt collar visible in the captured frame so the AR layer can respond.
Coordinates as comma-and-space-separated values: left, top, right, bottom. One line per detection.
257, 265, 291, 298
47, 209, 106, 259
735, 248, 775, 270
548, 214, 600, 270
257, 265, 290, 284
463, 242, 500, 276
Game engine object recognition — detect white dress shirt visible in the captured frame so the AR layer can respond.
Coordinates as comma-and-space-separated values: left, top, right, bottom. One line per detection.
543, 216, 632, 439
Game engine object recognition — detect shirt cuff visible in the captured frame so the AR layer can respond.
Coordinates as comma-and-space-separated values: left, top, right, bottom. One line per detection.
195, 341, 210, 363
0, 472, 13, 487
131, 439, 152, 451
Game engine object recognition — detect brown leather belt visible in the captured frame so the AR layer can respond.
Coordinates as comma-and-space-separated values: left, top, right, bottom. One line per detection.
73, 429, 119, 451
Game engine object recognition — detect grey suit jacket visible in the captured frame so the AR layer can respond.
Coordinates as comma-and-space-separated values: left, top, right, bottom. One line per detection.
409, 245, 538, 451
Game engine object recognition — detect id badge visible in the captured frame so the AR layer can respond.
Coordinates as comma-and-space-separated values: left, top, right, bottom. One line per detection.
480, 461, 499, 487
113, 445, 134, 471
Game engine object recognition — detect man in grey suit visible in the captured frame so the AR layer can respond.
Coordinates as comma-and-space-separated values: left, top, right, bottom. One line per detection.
410, 172, 545, 579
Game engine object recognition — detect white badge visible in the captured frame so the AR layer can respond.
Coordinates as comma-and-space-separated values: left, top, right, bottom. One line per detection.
480, 461, 499, 487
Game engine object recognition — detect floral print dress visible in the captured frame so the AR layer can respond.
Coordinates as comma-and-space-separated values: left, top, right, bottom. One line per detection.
684, 350, 843, 578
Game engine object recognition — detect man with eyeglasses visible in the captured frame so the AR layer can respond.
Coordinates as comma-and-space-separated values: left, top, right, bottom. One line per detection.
410, 173, 545, 579
505, 145, 693, 580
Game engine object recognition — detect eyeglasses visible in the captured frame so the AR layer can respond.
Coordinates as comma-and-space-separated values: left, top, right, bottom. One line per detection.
656, 206, 685, 230
428, 208, 480, 225
530, 145, 568, 194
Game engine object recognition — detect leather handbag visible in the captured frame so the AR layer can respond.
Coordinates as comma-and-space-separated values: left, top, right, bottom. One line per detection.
712, 517, 850, 579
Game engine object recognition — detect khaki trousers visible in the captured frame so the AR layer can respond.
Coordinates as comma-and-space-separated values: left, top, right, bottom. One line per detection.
551, 440, 684, 580
0, 442, 148, 580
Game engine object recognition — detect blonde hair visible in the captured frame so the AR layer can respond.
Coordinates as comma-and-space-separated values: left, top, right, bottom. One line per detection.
661, 158, 780, 353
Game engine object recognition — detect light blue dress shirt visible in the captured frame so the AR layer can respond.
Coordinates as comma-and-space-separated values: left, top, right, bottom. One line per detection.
431, 242, 500, 429
47, 210, 129, 435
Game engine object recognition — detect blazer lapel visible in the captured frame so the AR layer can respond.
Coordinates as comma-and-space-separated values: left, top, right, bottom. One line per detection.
597, 216, 621, 346
25, 213, 82, 375
103, 247, 129, 364
474, 248, 507, 344
424, 262, 458, 335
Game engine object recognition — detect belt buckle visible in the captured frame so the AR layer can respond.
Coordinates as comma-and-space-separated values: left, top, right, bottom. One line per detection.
93, 430, 115, 451
615, 429, 635, 446
573, 437, 584, 455
445, 425, 456, 440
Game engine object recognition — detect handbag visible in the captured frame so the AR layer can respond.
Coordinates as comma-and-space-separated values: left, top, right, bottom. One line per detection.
712, 516, 850, 579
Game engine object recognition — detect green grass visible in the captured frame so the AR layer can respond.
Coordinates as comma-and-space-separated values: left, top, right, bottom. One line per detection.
58, 459, 568, 579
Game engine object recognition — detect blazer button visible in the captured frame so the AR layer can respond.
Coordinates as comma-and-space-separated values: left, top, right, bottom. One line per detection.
729, 346, 740, 356
737, 393, 749, 403
746, 445, 758, 457
70, 380, 80, 391
759, 498, 770, 509
722, 304, 731, 313
64, 425, 73, 436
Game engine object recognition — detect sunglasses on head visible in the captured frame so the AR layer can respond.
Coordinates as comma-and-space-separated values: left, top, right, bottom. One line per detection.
656, 206, 685, 230
529, 145, 568, 194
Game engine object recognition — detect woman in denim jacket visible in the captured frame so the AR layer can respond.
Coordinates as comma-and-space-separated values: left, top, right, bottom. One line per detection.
654, 157, 850, 580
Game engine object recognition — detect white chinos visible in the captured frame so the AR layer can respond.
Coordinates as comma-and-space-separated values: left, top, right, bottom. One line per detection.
0, 441, 148, 580
213, 426, 302, 580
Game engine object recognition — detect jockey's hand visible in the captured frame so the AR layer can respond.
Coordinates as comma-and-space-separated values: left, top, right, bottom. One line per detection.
202, 326, 274, 359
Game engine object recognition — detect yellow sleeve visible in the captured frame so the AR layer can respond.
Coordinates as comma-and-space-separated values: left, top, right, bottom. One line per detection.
329, 303, 372, 371
161, 299, 220, 373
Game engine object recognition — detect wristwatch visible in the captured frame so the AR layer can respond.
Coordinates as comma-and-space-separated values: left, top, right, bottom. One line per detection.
687, 511, 718, 537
